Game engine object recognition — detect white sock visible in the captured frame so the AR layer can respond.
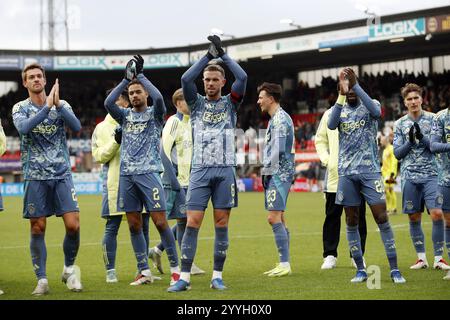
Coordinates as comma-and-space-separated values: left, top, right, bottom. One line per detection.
434, 255, 443, 263
38, 278, 48, 284
141, 269, 152, 277
64, 265, 74, 274
212, 271, 222, 280
154, 246, 162, 255
180, 272, 190, 282
170, 266, 180, 274
280, 262, 290, 268
418, 252, 427, 261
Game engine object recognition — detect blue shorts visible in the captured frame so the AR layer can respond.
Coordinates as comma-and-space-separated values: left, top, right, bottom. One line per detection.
402, 178, 439, 214
118, 173, 166, 213
437, 185, 450, 212
0, 192, 3, 211
264, 175, 291, 211
336, 173, 385, 207
23, 176, 79, 219
165, 186, 187, 220
186, 167, 238, 211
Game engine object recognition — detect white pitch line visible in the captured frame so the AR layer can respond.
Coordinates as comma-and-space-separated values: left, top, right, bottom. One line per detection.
0, 221, 431, 251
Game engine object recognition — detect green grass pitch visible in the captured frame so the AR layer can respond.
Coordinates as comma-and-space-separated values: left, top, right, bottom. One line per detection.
0, 192, 449, 300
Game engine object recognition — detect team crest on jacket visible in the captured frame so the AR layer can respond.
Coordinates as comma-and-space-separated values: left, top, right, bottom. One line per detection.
48, 110, 58, 120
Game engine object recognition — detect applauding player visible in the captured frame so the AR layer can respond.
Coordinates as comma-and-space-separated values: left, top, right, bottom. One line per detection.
394, 83, 449, 271
168, 35, 247, 292
104, 55, 179, 286
328, 68, 405, 284
13, 64, 82, 295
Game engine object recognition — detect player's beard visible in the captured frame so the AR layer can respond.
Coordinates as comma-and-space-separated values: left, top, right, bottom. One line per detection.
132, 99, 146, 109
206, 87, 220, 99
347, 94, 358, 107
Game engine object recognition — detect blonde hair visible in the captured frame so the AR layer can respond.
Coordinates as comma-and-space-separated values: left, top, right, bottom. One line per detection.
172, 88, 184, 107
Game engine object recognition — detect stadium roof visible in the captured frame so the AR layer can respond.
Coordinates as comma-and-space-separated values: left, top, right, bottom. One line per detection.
0, 5, 448, 56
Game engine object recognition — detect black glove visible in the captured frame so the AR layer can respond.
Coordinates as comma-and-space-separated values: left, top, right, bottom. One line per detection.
414, 122, 423, 140
408, 125, 415, 144
385, 172, 396, 184
133, 54, 144, 75
124, 59, 136, 81
114, 127, 122, 144
206, 35, 225, 59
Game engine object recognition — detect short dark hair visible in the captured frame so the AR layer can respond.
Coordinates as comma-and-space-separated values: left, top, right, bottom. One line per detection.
127, 79, 146, 92
257, 82, 282, 102
204, 62, 225, 77
401, 83, 422, 99
22, 63, 45, 81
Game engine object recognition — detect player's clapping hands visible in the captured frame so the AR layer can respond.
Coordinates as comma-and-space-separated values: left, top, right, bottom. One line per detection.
133, 55, 144, 75
413, 122, 423, 140
343, 67, 357, 88
408, 124, 416, 144
338, 69, 349, 95
124, 59, 136, 81
207, 35, 225, 59
46, 80, 57, 107
53, 79, 61, 108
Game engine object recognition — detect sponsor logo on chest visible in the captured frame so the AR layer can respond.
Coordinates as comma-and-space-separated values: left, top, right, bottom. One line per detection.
124, 122, 147, 134
202, 101, 227, 124
340, 119, 366, 133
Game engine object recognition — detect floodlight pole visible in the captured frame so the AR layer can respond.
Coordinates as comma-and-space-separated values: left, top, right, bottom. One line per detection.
48, 0, 55, 50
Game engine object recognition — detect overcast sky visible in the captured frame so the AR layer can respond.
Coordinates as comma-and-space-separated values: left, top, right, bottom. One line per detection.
0, 0, 448, 51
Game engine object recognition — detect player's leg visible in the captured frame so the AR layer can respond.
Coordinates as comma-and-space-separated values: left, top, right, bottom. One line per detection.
137, 173, 179, 285
53, 177, 82, 291
207, 208, 231, 289
362, 174, 405, 283
149, 187, 175, 262
24, 180, 51, 295
126, 211, 154, 285
280, 212, 290, 248
423, 179, 449, 269
102, 215, 122, 283
263, 176, 291, 276
30, 217, 49, 295
61, 211, 82, 291
403, 180, 428, 268
150, 211, 180, 285
357, 199, 367, 267
176, 216, 205, 276
322, 192, 342, 269
168, 209, 205, 291
444, 212, 450, 279
438, 185, 450, 279
168, 169, 211, 292
208, 167, 239, 289
118, 176, 152, 285
61, 211, 81, 269
429, 208, 449, 269
336, 175, 366, 281
363, 174, 403, 274
142, 212, 150, 254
